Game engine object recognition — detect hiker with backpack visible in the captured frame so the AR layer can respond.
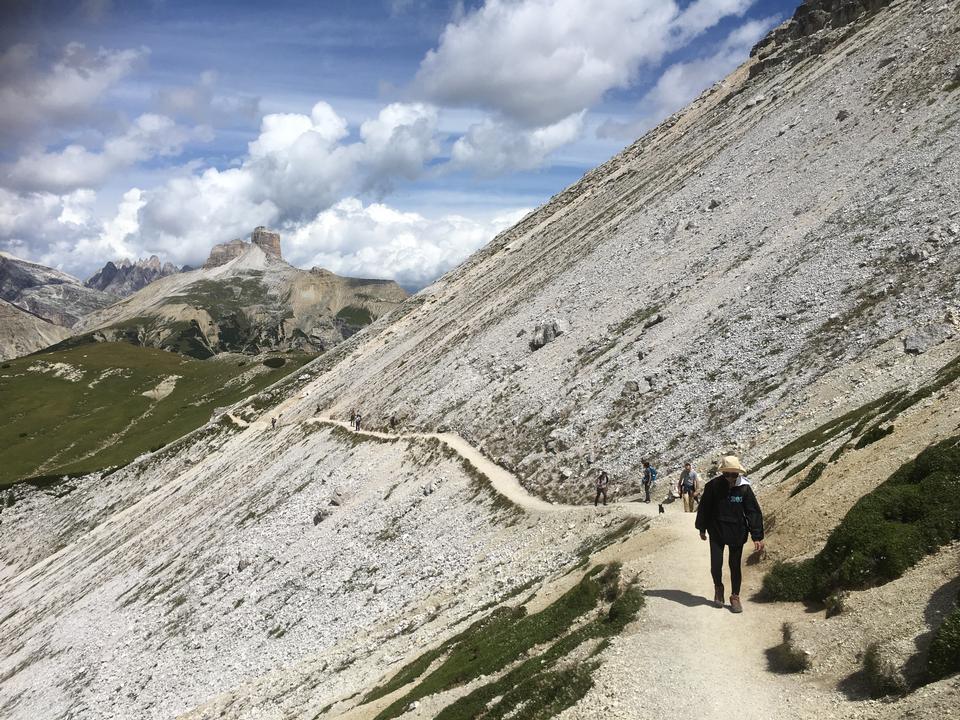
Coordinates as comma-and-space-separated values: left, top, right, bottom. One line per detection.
678, 462, 701, 513
594, 469, 610, 507
642, 460, 657, 503
354, 412, 362, 431
695, 455, 765, 614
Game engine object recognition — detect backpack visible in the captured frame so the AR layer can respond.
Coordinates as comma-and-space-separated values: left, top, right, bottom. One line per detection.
647, 467, 658, 483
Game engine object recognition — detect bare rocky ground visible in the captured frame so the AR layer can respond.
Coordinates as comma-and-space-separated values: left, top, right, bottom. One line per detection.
0, 415, 639, 718
2, 1, 959, 718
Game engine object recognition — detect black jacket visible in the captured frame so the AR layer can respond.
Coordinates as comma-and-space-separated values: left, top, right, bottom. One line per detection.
695, 476, 764, 545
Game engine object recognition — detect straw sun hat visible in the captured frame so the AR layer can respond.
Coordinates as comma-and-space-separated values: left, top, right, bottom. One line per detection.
718, 455, 747, 474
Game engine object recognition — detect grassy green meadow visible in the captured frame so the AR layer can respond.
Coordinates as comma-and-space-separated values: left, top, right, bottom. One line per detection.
0, 342, 312, 486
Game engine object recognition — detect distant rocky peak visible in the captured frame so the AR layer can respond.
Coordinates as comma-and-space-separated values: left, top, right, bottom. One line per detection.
204, 227, 284, 268
85, 255, 180, 297
251, 226, 282, 259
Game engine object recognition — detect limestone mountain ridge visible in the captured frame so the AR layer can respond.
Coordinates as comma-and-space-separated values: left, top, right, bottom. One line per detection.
73, 227, 409, 357
0, 251, 114, 328
85, 255, 181, 298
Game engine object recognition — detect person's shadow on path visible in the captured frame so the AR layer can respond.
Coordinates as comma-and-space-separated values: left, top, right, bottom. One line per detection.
645, 589, 714, 608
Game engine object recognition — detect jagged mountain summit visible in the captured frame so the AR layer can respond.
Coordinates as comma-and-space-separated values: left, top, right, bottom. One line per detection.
85, 256, 180, 298
73, 227, 409, 357
0, 252, 114, 328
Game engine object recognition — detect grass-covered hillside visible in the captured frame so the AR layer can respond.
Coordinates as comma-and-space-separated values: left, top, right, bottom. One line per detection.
0, 342, 313, 486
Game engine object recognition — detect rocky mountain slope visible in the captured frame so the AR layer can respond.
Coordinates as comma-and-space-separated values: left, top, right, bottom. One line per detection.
0, 299, 71, 361
0, 252, 114, 328
85, 256, 180, 298
72, 228, 408, 357
1, 1, 959, 719
280, 0, 960, 505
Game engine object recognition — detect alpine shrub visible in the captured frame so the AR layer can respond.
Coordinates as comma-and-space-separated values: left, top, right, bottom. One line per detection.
760, 559, 819, 601
763, 434, 960, 602
927, 604, 960, 681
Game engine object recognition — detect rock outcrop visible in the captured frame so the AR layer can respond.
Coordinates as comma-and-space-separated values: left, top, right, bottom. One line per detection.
0, 252, 114, 327
205, 227, 283, 269
0, 299, 71, 360
251, 226, 282, 259
85, 256, 180, 298
204, 239, 249, 269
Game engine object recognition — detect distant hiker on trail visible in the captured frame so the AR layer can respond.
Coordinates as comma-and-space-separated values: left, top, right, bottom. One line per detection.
642, 461, 657, 503
271, 416, 277, 430
695, 455, 764, 614
350, 409, 356, 426
594, 469, 610, 507
355, 412, 362, 431
390, 413, 398, 431
678, 462, 700, 513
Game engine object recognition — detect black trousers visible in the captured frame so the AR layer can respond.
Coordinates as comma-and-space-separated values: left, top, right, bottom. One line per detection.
643, 481, 651, 502
594, 488, 607, 506
709, 537, 744, 595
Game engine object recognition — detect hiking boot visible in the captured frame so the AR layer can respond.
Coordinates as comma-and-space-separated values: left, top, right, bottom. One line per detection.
713, 585, 724, 608
729, 595, 743, 614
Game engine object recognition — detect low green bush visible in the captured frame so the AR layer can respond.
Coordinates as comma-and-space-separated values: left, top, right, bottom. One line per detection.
761, 559, 820, 601
927, 603, 960, 681
763, 434, 960, 602
855, 424, 894, 450
790, 461, 828, 497
863, 642, 907, 697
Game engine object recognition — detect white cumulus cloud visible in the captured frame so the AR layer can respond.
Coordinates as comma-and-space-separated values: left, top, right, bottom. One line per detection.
286, 198, 530, 289
4, 113, 211, 194
413, 0, 756, 127
598, 16, 779, 139
450, 111, 585, 175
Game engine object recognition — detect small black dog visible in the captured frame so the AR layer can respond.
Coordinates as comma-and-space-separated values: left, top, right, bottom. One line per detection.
658, 503, 665, 514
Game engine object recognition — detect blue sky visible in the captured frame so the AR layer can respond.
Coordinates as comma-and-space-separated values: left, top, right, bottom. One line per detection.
0, 0, 800, 289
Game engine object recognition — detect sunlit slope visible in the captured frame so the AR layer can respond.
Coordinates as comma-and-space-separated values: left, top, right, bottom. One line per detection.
0, 343, 312, 485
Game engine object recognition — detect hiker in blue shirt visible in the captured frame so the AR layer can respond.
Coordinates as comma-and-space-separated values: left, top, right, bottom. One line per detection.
642, 460, 657, 503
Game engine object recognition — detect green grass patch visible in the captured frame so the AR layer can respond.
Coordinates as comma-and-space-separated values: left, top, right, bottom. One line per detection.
335, 305, 374, 327
751, 391, 904, 474
0, 343, 312, 486
364, 564, 643, 720
927, 602, 960, 681
762, 434, 960, 602
855, 424, 894, 449
790, 462, 828, 497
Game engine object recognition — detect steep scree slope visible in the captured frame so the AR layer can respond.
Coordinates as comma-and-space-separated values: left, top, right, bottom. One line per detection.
280, 0, 960, 503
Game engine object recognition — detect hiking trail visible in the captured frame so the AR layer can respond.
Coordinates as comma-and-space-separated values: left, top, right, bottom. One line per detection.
248, 413, 843, 719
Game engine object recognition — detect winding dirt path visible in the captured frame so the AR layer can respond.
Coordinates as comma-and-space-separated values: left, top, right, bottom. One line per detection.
263, 416, 841, 719
311, 418, 657, 517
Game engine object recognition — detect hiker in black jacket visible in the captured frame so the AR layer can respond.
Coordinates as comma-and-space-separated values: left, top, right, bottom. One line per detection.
694, 455, 764, 614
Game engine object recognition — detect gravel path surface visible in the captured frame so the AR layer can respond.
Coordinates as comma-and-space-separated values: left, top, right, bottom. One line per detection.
313, 417, 848, 720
